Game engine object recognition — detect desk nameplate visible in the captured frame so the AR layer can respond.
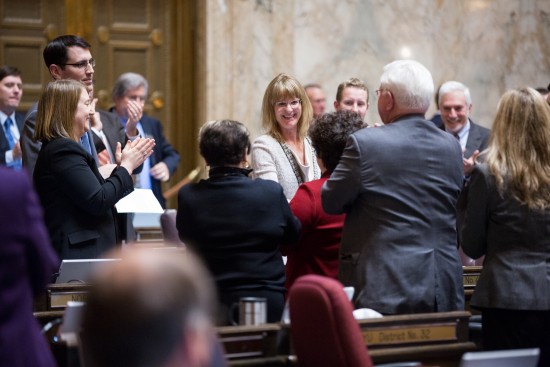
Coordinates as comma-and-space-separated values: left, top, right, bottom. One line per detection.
363, 322, 457, 347
463, 266, 482, 289
463, 274, 480, 288
49, 291, 88, 309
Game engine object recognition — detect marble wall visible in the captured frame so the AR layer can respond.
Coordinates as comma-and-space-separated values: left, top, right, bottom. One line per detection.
201, 0, 550, 138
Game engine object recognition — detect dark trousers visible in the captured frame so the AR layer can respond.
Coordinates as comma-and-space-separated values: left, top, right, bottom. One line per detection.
482, 308, 550, 367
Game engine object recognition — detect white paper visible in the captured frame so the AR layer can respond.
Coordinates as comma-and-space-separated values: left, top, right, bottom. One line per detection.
115, 188, 164, 213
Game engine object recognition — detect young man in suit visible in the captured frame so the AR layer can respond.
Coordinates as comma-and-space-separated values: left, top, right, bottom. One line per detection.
322, 60, 465, 315
111, 72, 180, 209
333, 77, 369, 121
0, 66, 24, 169
438, 81, 490, 176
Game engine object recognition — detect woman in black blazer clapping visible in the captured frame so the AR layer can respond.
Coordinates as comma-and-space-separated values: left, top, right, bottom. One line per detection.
33, 79, 155, 260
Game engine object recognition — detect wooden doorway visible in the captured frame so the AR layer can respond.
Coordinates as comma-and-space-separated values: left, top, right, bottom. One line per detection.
0, 0, 197, 207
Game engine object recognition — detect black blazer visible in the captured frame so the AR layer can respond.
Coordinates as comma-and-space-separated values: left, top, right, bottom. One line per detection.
463, 120, 490, 158
177, 167, 300, 294
22, 103, 99, 174
0, 111, 25, 165
34, 137, 134, 259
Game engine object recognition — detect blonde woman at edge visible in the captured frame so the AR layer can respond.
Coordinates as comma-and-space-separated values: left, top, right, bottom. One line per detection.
251, 73, 321, 201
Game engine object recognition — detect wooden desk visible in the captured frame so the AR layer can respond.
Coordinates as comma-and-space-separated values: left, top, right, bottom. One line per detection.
463, 266, 482, 314
359, 311, 476, 367
215, 311, 476, 367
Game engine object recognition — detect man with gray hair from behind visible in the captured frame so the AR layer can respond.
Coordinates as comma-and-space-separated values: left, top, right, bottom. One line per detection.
322, 60, 465, 315
81, 247, 227, 367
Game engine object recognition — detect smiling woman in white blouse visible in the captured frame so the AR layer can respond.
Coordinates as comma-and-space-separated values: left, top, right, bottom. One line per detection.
251, 73, 321, 201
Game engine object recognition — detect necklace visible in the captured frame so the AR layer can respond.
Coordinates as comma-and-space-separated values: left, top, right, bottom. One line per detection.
279, 137, 318, 184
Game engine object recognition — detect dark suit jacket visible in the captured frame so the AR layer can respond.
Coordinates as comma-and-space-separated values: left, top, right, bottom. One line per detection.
463, 120, 490, 158
434, 118, 490, 158
461, 164, 550, 311
0, 111, 25, 165
0, 167, 58, 367
22, 103, 99, 174
139, 114, 180, 208
91, 110, 126, 158
34, 137, 134, 259
322, 115, 465, 314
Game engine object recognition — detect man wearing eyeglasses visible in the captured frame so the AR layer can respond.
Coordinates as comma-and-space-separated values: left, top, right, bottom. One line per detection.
21, 35, 140, 178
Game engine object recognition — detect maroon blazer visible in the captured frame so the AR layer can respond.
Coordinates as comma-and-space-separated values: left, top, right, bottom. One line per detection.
0, 167, 58, 366
284, 172, 345, 291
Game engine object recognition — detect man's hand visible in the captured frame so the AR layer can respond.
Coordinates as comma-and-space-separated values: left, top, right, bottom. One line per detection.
150, 162, 170, 182
12, 141, 22, 159
464, 149, 480, 176
125, 100, 142, 137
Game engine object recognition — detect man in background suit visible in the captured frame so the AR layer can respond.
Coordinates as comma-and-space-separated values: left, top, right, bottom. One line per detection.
322, 60, 465, 315
0, 66, 24, 169
437, 81, 490, 176
304, 83, 326, 118
0, 167, 58, 366
112, 72, 180, 209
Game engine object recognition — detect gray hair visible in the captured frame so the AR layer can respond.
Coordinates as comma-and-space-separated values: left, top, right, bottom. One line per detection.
379, 60, 433, 112
438, 81, 472, 106
112, 72, 148, 100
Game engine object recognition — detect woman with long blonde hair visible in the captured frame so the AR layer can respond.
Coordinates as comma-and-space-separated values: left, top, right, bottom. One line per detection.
461, 87, 550, 366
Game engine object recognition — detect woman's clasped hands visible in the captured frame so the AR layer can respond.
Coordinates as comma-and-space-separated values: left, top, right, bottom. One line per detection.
116, 137, 156, 174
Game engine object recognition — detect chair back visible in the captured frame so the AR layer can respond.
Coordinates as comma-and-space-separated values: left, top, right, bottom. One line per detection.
458, 246, 484, 266
288, 275, 373, 367
160, 209, 185, 247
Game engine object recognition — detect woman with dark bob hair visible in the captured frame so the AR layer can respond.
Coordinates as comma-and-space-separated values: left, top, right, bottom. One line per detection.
461, 87, 550, 366
284, 110, 365, 291
176, 119, 300, 325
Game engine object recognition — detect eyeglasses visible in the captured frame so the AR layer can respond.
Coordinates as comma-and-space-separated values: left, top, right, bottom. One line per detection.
275, 99, 301, 109
62, 58, 96, 70
375, 88, 390, 96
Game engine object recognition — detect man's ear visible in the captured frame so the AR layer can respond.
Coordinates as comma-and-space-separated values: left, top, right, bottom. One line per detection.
180, 327, 212, 367
49, 64, 63, 80
333, 100, 339, 111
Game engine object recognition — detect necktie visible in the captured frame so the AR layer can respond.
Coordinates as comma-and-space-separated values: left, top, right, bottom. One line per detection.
4, 117, 21, 170
136, 123, 152, 189
4, 117, 15, 149
80, 134, 92, 155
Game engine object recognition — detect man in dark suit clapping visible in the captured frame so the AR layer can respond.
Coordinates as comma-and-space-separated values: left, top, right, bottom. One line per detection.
0, 66, 25, 170
437, 81, 490, 176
